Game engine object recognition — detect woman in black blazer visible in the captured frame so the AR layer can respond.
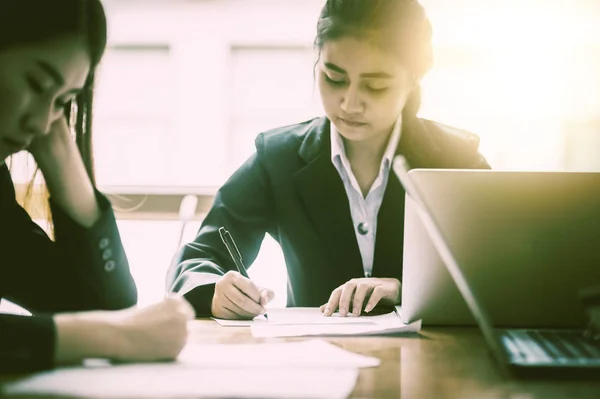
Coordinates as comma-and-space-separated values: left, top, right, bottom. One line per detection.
0, 0, 193, 373
167, 0, 490, 320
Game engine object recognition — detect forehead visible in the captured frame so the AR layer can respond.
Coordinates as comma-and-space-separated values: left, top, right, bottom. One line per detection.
320, 36, 403, 76
2, 36, 91, 88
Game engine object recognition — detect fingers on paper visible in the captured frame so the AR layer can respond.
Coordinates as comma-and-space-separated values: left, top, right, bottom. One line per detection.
323, 287, 343, 317
352, 282, 374, 317
364, 286, 387, 313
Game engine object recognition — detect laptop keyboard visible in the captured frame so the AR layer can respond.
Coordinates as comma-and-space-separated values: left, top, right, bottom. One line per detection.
501, 330, 600, 365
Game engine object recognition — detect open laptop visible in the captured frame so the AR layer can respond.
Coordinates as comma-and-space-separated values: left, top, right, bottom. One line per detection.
393, 157, 600, 378
399, 168, 600, 328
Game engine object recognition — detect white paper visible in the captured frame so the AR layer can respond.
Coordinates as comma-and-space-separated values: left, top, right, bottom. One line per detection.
213, 318, 259, 326
177, 339, 380, 368
251, 319, 422, 338
213, 306, 404, 326
3, 366, 358, 399
215, 307, 422, 338
3, 340, 373, 399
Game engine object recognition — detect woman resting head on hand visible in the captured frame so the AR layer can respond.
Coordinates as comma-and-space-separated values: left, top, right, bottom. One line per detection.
0, 0, 193, 373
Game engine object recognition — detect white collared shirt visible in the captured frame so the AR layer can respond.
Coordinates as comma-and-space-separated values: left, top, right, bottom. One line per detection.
330, 117, 402, 278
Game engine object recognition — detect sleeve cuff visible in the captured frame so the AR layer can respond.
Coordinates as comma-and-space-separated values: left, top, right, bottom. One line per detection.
182, 284, 217, 317
0, 314, 56, 373
48, 190, 137, 310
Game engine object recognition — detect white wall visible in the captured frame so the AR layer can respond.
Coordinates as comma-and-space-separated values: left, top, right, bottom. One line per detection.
95, 0, 325, 189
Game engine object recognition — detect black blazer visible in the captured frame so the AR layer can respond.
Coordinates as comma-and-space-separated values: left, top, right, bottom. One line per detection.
167, 116, 490, 316
0, 164, 137, 373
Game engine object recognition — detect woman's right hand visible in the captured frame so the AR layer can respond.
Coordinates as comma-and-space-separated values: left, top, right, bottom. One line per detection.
211, 271, 274, 319
109, 296, 195, 362
54, 296, 195, 365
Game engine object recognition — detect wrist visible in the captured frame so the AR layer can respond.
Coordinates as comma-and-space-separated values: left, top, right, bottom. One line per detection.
29, 129, 101, 227
30, 131, 71, 168
53, 311, 125, 364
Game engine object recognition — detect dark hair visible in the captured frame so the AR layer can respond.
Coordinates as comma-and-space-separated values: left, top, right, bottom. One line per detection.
0, 0, 108, 182
315, 0, 433, 121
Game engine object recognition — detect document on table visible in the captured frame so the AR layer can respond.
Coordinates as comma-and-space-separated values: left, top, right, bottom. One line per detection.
2, 340, 375, 399
177, 339, 381, 368
251, 320, 421, 338
3, 367, 359, 399
212, 307, 422, 338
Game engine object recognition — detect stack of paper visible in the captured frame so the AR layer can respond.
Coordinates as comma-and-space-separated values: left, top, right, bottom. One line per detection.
213, 307, 422, 338
3, 340, 378, 399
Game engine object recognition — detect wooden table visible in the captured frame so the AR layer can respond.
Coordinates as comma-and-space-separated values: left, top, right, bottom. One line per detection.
2, 320, 599, 398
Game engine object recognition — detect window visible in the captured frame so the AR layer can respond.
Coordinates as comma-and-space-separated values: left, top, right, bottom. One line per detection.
229, 46, 323, 171
93, 45, 175, 187
420, 0, 600, 170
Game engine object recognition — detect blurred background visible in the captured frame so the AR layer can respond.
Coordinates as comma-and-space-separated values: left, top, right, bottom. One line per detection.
4, 0, 600, 311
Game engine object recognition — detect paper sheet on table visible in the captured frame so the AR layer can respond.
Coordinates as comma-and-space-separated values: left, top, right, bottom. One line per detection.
3, 340, 371, 399
213, 307, 422, 337
3, 366, 358, 399
177, 339, 380, 368
212, 306, 405, 326
251, 319, 421, 338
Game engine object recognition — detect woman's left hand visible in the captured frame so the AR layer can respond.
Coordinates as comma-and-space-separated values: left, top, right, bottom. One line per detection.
26, 116, 101, 228
320, 277, 401, 317
28, 117, 73, 166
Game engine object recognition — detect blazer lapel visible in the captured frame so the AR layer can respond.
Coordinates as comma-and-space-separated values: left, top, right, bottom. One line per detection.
371, 116, 435, 278
292, 118, 364, 282
371, 172, 406, 279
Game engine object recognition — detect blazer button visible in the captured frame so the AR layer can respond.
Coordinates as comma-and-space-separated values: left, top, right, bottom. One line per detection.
104, 260, 116, 272
357, 222, 369, 235
99, 238, 110, 250
102, 248, 113, 261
